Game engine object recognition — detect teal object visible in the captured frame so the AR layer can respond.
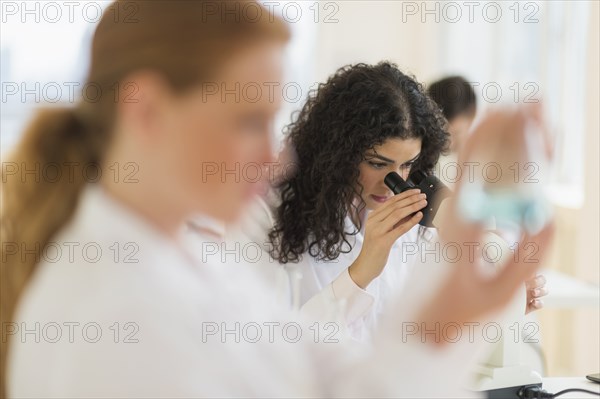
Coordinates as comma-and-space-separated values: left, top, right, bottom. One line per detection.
458, 185, 551, 235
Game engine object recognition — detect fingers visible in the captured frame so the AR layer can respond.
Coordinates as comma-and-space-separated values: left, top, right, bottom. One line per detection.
525, 274, 547, 290
526, 299, 544, 315
529, 286, 549, 299
378, 198, 427, 232
525, 278, 549, 315
522, 103, 554, 160
527, 286, 548, 301
386, 212, 423, 242
371, 189, 423, 221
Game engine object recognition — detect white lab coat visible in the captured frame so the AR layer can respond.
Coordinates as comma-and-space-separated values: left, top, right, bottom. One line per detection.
291, 215, 437, 341
194, 193, 436, 341
185, 198, 378, 340
8, 184, 483, 398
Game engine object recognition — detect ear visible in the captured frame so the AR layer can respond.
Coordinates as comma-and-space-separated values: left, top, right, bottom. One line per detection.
116, 70, 175, 141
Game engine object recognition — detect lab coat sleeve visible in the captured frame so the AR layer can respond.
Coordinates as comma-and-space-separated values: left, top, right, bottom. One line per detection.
300, 269, 375, 332
330, 269, 376, 323
229, 195, 376, 335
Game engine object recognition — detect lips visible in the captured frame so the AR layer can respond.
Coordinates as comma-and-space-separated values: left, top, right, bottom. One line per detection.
370, 194, 389, 203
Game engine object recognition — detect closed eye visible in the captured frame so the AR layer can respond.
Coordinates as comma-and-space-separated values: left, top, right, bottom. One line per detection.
368, 161, 388, 169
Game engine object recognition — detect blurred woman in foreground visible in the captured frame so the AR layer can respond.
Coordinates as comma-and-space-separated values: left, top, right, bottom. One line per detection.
1, 0, 552, 397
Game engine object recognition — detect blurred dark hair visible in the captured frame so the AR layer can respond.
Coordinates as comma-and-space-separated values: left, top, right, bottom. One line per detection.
269, 62, 450, 263
428, 76, 477, 121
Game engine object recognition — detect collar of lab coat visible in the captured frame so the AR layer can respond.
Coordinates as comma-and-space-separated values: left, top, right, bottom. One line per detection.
71, 184, 199, 268
186, 214, 227, 240
343, 209, 368, 244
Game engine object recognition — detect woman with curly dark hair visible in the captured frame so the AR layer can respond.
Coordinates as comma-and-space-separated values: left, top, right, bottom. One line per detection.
188, 62, 547, 341
270, 62, 449, 260
261, 62, 451, 339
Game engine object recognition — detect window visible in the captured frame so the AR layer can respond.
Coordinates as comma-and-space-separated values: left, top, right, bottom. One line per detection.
1, 1, 317, 155
1, 0, 108, 152
437, 1, 590, 207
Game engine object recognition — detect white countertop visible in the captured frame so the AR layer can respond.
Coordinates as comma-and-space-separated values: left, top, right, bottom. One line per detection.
542, 270, 600, 308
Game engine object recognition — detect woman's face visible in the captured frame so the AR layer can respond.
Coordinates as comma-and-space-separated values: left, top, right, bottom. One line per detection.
357, 137, 422, 210
143, 42, 285, 223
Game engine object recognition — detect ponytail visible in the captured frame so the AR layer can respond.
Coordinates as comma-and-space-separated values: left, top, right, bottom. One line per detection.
1, 107, 104, 394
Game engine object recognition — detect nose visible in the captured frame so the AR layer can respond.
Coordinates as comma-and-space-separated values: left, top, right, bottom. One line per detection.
256, 140, 274, 187
262, 142, 275, 165
399, 168, 410, 181
261, 127, 276, 165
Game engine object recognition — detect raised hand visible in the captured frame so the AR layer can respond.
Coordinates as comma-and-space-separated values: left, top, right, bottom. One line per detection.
525, 274, 548, 314
349, 189, 427, 289
417, 106, 555, 339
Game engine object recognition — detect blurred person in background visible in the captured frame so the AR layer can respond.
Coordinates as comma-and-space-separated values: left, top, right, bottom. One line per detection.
428, 76, 477, 189
428, 75, 477, 155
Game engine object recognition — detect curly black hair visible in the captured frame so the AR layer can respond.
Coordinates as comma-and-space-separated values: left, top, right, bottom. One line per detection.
269, 62, 450, 263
